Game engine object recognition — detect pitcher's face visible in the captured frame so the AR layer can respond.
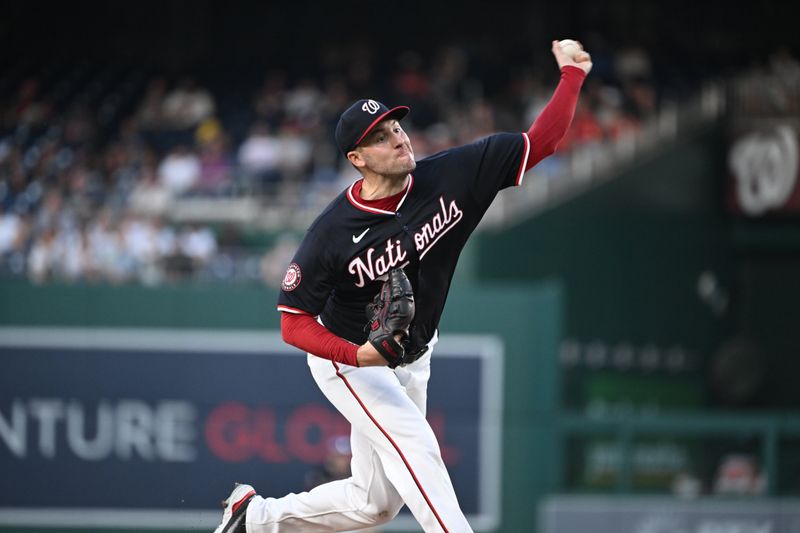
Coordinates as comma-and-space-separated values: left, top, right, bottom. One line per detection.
349, 119, 416, 178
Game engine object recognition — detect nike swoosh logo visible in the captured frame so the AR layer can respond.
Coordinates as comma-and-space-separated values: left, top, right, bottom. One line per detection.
352, 228, 370, 243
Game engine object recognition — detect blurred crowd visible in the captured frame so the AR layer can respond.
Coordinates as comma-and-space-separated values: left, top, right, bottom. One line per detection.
0, 43, 663, 286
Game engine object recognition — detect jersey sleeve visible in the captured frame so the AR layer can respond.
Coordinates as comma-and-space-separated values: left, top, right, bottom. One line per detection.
276, 229, 336, 316
444, 132, 530, 209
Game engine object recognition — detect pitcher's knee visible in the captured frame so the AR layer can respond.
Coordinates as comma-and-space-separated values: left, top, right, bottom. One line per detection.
364, 506, 403, 526
360, 497, 404, 526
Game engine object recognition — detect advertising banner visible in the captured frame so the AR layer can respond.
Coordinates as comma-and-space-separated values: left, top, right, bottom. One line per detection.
0, 328, 503, 531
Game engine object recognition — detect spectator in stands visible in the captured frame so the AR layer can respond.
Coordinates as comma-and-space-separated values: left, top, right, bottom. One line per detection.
128, 164, 171, 216
276, 119, 312, 184
0, 207, 25, 260
59, 225, 91, 283
196, 136, 234, 195
161, 78, 216, 130
614, 44, 653, 82
0, 157, 29, 213
179, 224, 218, 270
237, 122, 283, 192
153, 217, 178, 261
284, 78, 323, 127
32, 189, 77, 238
86, 209, 124, 282
158, 145, 201, 196
194, 119, 234, 196
1, 39, 688, 287
27, 225, 59, 284
120, 214, 158, 278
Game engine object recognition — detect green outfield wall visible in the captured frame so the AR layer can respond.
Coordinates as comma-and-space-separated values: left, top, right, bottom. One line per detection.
475, 125, 732, 351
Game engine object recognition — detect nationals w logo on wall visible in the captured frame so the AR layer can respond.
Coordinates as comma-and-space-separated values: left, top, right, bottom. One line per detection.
728, 124, 800, 216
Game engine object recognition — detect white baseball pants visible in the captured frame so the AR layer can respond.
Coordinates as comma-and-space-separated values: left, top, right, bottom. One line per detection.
244, 333, 473, 532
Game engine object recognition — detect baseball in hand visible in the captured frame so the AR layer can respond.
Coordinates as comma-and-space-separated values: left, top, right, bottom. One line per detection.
558, 39, 582, 59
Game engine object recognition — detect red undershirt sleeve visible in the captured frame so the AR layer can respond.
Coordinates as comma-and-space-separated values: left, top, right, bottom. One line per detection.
281, 312, 360, 367
525, 65, 587, 170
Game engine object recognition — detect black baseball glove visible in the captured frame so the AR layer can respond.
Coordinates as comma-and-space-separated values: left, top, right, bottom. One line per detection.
365, 268, 415, 368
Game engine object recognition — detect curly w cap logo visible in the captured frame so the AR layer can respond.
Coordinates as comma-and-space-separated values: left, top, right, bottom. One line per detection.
362, 100, 380, 114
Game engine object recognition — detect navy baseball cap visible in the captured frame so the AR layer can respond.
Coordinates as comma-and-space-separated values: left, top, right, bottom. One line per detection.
335, 99, 410, 155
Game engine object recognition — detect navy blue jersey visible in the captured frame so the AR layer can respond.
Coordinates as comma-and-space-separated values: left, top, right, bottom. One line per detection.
278, 132, 530, 354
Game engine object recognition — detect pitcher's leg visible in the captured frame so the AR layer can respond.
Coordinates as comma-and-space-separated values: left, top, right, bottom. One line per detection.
311, 358, 471, 532
241, 358, 406, 532
242, 418, 405, 532
240, 352, 470, 533
245, 455, 402, 532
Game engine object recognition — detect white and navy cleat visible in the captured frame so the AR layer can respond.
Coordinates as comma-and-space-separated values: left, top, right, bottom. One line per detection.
212, 483, 256, 533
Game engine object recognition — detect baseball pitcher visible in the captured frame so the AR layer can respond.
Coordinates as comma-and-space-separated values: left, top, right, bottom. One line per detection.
214, 40, 592, 533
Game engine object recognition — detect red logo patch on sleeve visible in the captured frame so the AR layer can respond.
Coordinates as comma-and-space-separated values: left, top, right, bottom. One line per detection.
281, 263, 302, 291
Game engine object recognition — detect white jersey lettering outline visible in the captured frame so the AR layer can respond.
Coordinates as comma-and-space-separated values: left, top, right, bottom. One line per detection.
413, 196, 463, 259
347, 238, 408, 288
347, 196, 463, 287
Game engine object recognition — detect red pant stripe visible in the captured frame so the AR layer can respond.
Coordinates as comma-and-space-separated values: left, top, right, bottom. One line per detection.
332, 361, 450, 533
